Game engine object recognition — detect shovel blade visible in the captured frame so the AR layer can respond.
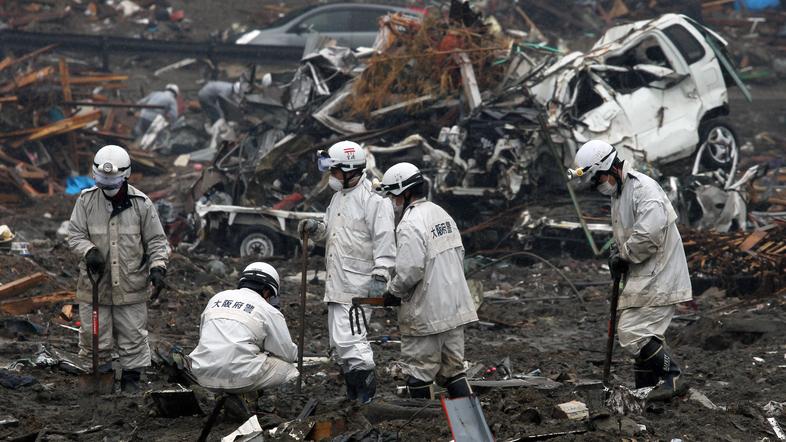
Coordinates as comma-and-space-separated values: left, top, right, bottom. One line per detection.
78, 372, 115, 394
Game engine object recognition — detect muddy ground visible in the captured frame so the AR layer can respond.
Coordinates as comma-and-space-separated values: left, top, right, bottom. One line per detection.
2, 1, 786, 441
1, 190, 785, 441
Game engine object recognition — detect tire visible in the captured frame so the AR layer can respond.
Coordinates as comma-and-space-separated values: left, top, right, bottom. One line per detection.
697, 118, 738, 171
237, 227, 283, 258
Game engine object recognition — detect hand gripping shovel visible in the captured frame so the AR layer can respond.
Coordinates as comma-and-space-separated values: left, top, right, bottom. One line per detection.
78, 268, 115, 394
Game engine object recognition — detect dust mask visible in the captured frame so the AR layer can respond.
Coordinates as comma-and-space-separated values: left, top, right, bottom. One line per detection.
103, 188, 121, 197
328, 176, 343, 191
598, 180, 617, 196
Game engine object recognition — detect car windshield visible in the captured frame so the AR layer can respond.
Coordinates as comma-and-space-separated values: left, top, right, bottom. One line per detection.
263, 4, 321, 29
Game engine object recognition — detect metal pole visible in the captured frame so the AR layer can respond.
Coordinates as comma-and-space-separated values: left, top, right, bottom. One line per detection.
296, 230, 309, 394
537, 114, 602, 256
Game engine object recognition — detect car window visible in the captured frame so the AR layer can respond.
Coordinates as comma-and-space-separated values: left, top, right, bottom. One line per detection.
352, 9, 390, 32
663, 24, 705, 65
296, 10, 352, 33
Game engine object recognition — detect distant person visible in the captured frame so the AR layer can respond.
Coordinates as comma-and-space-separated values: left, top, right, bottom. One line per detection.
378, 162, 478, 399
198, 80, 246, 124
188, 262, 298, 418
572, 139, 692, 401
134, 83, 179, 138
67, 144, 169, 393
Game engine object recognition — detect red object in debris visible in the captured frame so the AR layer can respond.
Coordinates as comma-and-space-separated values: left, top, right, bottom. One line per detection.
272, 193, 305, 211
74, 321, 81, 327
170, 10, 185, 22
193, 163, 203, 172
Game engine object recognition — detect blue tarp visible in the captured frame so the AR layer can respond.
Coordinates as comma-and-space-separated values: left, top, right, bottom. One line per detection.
65, 176, 95, 195
735, 0, 780, 10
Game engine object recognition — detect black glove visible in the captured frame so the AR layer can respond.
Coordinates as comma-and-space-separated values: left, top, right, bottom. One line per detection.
382, 292, 401, 307
149, 267, 166, 301
608, 243, 629, 279
85, 248, 105, 275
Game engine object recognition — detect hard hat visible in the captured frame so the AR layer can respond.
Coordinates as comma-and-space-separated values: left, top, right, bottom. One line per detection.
381, 162, 424, 196
573, 140, 617, 185
317, 141, 366, 173
239, 262, 280, 297
92, 145, 131, 190
165, 83, 179, 96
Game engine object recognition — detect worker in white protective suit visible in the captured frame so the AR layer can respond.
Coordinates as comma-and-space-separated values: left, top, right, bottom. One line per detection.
297, 141, 396, 403
188, 262, 298, 417
378, 162, 478, 399
134, 83, 179, 138
197, 80, 249, 124
67, 145, 169, 393
572, 140, 692, 401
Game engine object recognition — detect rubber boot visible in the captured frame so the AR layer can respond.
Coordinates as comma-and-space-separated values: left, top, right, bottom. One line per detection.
445, 374, 473, 399
640, 338, 683, 402
633, 360, 658, 389
224, 394, 252, 422
355, 369, 377, 404
406, 377, 433, 399
120, 368, 141, 393
343, 371, 358, 401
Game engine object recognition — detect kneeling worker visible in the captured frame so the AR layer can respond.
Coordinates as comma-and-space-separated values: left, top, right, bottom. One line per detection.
189, 263, 298, 412
379, 162, 478, 399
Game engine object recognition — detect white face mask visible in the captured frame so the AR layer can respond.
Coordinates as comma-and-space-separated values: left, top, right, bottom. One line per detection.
597, 180, 617, 196
103, 188, 120, 197
328, 175, 343, 191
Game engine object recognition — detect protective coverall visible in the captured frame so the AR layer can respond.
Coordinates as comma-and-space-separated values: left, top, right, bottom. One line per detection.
197, 81, 235, 124
134, 90, 178, 137
188, 288, 299, 393
387, 198, 478, 385
611, 162, 692, 355
67, 185, 169, 370
310, 178, 396, 372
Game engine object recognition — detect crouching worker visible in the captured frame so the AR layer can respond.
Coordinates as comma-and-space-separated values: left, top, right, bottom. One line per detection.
379, 163, 478, 399
189, 262, 298, 416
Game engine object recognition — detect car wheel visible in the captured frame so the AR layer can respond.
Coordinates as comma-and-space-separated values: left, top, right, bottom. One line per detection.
697, 119, 738, 171
237, 228, 282, 258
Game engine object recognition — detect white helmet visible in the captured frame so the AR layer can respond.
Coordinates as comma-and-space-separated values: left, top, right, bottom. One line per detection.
381, 162, 424, 196
573, 140, 618, 184
93, 145, 131, 190
239, 262, 280, 297
165, 83, 179, 96
317, 141, 366, 172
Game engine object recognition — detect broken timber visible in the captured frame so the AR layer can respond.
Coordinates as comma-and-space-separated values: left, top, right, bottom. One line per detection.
0, 272, 47, 300
0, 291, 75, 315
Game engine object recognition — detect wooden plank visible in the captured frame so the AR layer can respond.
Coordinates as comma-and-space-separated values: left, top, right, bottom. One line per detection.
0, 44, 59, 73
64, 100, 166, 109
0, 291, 75, 315
0, 272, 47, 300
68, 74, 129, 85
59, 57, 73, 102
0, 66, 55, 93
26, 109, 101, 142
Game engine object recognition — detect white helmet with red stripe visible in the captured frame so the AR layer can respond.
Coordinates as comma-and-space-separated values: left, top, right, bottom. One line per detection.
317, 141, 366, 172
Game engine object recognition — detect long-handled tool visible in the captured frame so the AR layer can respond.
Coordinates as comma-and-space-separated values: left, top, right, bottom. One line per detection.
602, 274, 623, 388
78, 269, 114, 394
349, 297, 385, 335
296, 230, 308, 394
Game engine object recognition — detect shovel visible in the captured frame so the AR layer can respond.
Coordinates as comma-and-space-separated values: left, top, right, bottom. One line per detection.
602, 273, 623, 389
78, 268, 114, 394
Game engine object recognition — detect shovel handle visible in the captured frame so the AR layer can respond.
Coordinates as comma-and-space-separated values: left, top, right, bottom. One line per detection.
351, 297, 385, 306
602, 274, 622, 388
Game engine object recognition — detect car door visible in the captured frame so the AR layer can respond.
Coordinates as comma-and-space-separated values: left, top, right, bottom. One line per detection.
350, 7, 393, 48
292, 8, 354, 48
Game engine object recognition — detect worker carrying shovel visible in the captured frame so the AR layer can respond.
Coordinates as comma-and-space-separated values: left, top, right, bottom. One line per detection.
67, 145, 170, 393
571, 140, 693, 401
298, 141, 396, 404
372, 162, 478, 400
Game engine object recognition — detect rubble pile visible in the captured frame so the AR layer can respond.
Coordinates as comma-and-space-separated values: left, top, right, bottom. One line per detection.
0, 45, 166, 205
683, 222, 786, 294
